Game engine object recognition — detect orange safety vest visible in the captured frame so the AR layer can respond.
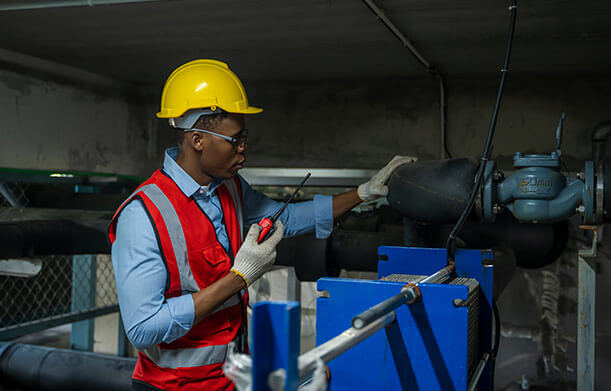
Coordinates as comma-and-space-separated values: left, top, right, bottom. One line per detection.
108, 170, 246, 391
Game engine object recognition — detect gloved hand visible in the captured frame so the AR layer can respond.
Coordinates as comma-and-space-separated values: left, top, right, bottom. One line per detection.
230, 220, 284, 287
357, 155, 418, 201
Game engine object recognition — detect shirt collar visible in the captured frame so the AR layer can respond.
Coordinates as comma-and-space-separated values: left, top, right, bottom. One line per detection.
163, 147, 224, 198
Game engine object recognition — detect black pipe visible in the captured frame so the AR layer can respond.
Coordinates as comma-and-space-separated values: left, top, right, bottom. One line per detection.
275, 229, 403, 281
0, 220, 109, 259
457, 212, 568, 269
329, 230, 403, 271
592, 121, 611, 166
604, 158, 611, 223
0, 343, 135, 391
387, 158, 478, 223
275, 233, 336, 281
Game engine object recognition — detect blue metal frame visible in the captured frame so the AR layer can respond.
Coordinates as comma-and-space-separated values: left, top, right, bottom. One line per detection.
252, 301, 301, 391
249, 247, 494, 391
377, 246, 494, 390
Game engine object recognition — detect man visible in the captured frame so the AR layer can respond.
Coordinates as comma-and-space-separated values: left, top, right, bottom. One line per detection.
108, 59, 414, 391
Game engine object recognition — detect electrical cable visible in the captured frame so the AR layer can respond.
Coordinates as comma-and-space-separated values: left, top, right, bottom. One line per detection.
446, 3, 516, 388
439, 74, 453, 159
445, 0, 518, 262
491, 299, 501, 387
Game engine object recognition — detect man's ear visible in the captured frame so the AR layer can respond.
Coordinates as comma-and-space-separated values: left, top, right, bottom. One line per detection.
188, 132, 205, 152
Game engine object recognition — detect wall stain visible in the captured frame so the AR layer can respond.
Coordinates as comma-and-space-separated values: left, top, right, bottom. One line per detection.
0, 71, 39, 95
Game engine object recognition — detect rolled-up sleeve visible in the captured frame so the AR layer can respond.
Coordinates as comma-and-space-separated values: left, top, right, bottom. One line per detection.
111, 200, 195, 351
239, 175, 334, 239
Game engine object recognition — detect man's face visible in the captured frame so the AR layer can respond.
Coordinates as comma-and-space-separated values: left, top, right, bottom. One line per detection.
197, 113, 247, 180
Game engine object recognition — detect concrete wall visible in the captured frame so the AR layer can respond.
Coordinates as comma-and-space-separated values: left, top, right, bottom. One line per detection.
0, 66, 161, 176
245, 76, 611, 171
2, 66, 609, 176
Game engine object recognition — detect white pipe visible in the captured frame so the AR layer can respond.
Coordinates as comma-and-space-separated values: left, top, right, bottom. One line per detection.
0, 47, 125, 90
439, 75, 447, 159
0, 0, 163, 12
362, 0, 430, 69
362, 0, 449, 159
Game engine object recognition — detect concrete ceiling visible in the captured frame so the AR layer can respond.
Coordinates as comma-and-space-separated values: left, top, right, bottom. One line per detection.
0, 0, 609, 84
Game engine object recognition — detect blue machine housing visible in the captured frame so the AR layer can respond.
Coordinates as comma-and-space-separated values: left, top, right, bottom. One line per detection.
316, 247, 494, 391
250, 247, 494, 391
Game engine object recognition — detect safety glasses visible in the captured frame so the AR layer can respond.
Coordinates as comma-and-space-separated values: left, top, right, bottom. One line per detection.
182, 127, 248, 149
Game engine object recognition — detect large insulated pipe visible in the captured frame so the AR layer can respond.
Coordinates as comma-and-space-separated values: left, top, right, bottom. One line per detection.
386, 159, 478, 223
457, 212, 568, 269
592, 121, 611, 166
275, 230, 403, 281
0, 220, 109, 259
0, 343, 135, 391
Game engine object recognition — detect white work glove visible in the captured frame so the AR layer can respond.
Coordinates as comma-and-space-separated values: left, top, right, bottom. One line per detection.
230, 220, 284, 287
357, 155, 418, 201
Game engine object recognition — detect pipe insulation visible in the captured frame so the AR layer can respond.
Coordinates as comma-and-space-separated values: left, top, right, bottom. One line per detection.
592, 121, 611, 166
0, 220, 109, 259
387, 158, 479, 223
0, 213, 566, 275
0, 343, 135, 391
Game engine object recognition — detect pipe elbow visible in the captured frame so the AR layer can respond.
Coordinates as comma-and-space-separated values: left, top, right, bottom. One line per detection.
592, 121, 611, 141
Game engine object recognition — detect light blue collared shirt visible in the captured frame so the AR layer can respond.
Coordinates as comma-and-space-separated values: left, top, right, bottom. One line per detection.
111, 147, 333, 350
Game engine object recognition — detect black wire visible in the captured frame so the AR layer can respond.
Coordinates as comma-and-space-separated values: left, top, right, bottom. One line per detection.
445, 0, 518, 262
491, 299, 501, 387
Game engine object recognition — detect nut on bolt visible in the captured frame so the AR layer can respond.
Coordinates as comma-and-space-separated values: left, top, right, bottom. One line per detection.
576, 205, 586, 214
493, 170, 504, 181
576, 171, 585, 180
492, 204, 503, 214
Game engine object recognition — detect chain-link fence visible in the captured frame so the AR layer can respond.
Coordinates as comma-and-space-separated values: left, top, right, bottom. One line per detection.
0, 254, 118, 340
0, 182, 30, 207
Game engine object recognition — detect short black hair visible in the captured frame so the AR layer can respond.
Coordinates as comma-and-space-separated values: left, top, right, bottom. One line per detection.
176, 112, 228, 146
193, 112, 228, 130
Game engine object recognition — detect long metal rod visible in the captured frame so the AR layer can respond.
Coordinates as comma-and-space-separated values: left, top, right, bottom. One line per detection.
0, 0, 163, 12
419, 263, 455, 284
467, 352, 490, 391
352, 264, 455, 330
361, 0, 447, 159
297, 311, 396, 379
352, 287, 417, 329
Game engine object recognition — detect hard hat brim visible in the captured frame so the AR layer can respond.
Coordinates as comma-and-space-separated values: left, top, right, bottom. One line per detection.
156, 105, 262, 119
237, 106, 263, 114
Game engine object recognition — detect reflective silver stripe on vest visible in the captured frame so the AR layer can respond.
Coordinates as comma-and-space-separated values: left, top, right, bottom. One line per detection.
223, 178, 244, 240
140, 184, 200, 294
209, 293, 241, 316
116, 183, 158, 216
143, 344, 229, 369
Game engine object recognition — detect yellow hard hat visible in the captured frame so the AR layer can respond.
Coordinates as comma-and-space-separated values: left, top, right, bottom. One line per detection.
157, 59, 262, 119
